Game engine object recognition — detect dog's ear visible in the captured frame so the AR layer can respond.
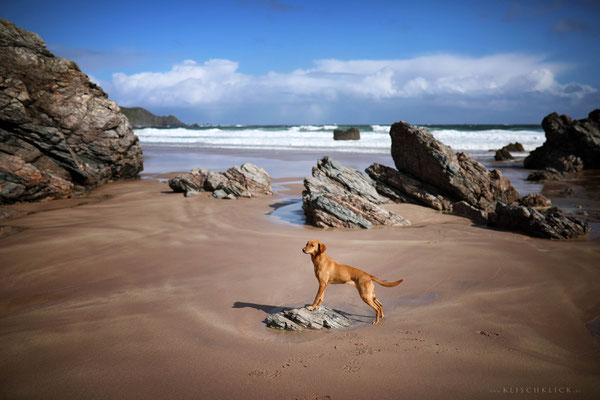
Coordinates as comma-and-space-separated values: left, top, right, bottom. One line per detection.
318, 242, 327, 253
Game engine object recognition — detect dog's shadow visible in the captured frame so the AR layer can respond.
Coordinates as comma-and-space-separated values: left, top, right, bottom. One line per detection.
232, 301, 290, 315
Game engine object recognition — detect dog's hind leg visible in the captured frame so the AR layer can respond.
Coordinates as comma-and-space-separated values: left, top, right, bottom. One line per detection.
362, 295, 382, 324
357, 279, 382, 324
374, 297, 384, 319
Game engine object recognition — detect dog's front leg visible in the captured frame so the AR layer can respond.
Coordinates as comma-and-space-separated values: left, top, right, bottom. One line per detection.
307, 283, 326, 310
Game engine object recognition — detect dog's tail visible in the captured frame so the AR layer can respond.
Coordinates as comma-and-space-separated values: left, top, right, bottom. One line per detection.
370, 276, 403, 287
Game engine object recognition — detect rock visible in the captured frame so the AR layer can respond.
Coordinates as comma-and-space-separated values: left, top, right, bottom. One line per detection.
168, 163, 272, 198
494, 142, 526, 161
365, 163, 452, 211
367, 122, 519, 224
488, 203, 589, 239
119, 106, 186, 128
266, 306, 352, 331
503, 142, 526, 152
168, 169, 209, 193
494, 148, 514, 161
222, 163, 273, 198
333, 127, 360, 140
184, 190, 201, 198
520, 193, 552, 209
0, 19, 143, 204
388, 122, 520, 213
526, 168, 565, 181
211, 189, 229, 199
452, 201, 488, 224
302, 157, 410, 229
524, 109, 600, 172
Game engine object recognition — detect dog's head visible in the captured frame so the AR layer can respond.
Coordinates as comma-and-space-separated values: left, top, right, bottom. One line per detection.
302, 240, 326, 256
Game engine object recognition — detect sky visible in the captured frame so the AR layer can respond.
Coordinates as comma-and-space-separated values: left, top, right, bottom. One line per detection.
2, 0, 599, 124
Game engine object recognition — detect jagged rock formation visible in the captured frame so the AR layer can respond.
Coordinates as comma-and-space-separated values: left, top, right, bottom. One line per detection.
366, 122, 519, 222
494, 142, 525, 161
524, 109, 600, 172
0, 19, 143, 204
120, 106, 187, 128
488, 203, 590, 239
168, 163, 272, 199
366, 121, 588, 239
266, 306, 352, 331
302, 157, 410, 229
333, 127, 360, 140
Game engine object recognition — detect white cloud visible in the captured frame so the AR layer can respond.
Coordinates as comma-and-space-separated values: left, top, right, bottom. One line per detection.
108, 53, 596, 110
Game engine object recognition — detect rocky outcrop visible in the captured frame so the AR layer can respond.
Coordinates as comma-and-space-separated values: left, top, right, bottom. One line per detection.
366, 122, 519, 222
0, 19, 143, 204
387, 122, 520, 214
365, 163, 452, 211
266, 306, 352, 331
120, 106, 187, 128
488, 203, 590, 240
168, 163, 272, 199
524, 109, 600, 172
333, 127, 360, 140
366, 121, 588, 238
302, 157, 410, 229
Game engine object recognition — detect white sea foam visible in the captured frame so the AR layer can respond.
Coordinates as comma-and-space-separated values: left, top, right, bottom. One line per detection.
135, 125, 545, 154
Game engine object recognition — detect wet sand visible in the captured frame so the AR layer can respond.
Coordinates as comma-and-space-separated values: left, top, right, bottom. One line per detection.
1, 150, 600, 399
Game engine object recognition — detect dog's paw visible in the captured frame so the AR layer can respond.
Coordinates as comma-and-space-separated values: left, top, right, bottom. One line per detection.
306, 305, 318, 311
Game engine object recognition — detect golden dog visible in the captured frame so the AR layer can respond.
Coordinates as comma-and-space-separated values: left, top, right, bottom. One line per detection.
302, 240, 403, 324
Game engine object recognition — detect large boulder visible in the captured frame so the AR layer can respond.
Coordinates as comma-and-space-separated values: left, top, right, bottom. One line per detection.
168, 163, 272, 199
388, 122, 520, 213
333, 127, 360, 140
302, 157, 410, 229
524, 109, 600, 172
0, 19, 143, 204
366, 122, 519, 222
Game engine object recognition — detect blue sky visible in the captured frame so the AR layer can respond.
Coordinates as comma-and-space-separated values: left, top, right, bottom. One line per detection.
2, 0, 599, 124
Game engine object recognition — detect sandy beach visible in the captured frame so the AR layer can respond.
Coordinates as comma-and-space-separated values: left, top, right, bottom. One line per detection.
1, 148, 600, 399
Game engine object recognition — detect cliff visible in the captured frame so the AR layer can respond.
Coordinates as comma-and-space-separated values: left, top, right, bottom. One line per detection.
120, 107, 187, 128
0, 19, 143, 203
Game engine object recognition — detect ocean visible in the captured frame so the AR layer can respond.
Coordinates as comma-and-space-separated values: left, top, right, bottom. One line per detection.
134, 124, 545, 156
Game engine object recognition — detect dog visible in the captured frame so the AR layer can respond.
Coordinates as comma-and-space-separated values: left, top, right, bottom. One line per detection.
302, 240, 403, 325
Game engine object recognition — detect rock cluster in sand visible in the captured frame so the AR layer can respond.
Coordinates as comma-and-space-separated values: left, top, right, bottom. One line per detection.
168, 163, 272, 199
0, 19, 143, 204
302, 156, 411, 229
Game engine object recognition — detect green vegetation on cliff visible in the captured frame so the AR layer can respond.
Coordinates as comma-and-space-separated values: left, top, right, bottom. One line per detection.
120, 107, 186, 128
